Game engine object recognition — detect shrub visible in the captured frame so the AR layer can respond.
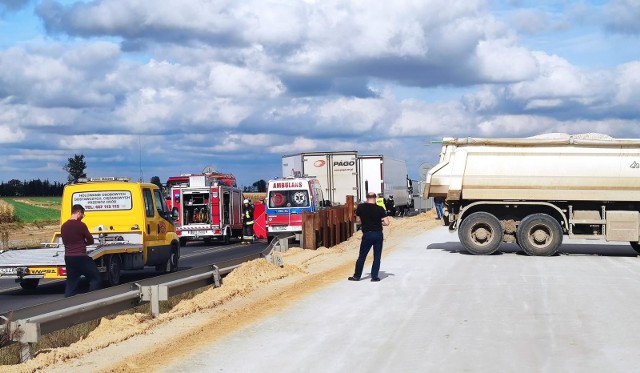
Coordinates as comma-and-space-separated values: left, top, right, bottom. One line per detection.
0, 200, 16, 224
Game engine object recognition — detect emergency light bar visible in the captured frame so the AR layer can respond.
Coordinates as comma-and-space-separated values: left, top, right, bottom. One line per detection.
77, 177, 131, 183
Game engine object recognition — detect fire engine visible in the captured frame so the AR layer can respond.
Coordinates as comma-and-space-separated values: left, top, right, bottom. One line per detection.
167, 173, 244, 246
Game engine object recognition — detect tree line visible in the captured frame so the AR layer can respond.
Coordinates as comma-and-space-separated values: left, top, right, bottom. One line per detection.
0, 179, 65, 197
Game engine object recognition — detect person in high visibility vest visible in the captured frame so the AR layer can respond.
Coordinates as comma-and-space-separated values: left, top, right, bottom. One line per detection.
376, 194, 387, 213
242, 199, 255, 244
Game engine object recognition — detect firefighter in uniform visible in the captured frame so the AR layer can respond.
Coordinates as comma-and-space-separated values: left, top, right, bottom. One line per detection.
242, 199, 255, 244
376, 193, 387, 214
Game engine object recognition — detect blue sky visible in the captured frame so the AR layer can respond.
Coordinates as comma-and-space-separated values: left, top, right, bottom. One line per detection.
0, 0, 638, 188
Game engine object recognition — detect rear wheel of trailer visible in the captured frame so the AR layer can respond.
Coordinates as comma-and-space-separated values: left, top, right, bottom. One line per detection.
516, 213, 563, 256
458, 212, 503, 255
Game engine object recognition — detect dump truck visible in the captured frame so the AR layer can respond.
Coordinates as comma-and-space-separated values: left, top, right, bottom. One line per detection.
0, 177, 180, 289
425, 133, 640, 256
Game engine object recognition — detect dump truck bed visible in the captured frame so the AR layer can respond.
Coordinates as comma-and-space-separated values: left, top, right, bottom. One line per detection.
427, 134, 640, 202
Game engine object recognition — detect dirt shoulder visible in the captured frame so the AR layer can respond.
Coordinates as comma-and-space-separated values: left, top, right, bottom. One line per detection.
5, 212, 440, 373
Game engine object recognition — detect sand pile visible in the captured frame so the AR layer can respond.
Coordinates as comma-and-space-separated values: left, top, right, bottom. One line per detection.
4, 211, 440, 373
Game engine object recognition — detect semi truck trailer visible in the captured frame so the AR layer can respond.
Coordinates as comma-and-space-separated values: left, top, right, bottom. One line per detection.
282, 151, 412, 210
425, 133, 640, 256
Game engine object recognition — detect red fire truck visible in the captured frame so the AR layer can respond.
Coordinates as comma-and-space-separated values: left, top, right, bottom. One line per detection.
167, 173, 244, 246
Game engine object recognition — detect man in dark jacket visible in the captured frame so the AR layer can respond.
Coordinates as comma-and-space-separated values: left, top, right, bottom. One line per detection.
61, 204, 101, 297
349, 192, 390, 282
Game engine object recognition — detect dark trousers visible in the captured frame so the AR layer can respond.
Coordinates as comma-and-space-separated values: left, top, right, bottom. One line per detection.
243, 224, 254, 241
353, 231, 384, 279
64, 255, 101, 297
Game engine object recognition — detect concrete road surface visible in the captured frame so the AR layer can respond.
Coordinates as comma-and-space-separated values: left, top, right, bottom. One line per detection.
160, 226, 640, 373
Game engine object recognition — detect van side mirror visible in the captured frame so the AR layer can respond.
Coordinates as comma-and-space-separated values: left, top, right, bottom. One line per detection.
171, 207, 179, 220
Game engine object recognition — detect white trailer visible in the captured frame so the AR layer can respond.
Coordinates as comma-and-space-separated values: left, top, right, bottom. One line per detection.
282, 151, 359, 205
425, 133, 640, 256
282, 151, 411, 210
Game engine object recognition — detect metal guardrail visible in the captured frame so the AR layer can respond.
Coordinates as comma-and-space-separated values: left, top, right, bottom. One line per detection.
1, 239, 287, 361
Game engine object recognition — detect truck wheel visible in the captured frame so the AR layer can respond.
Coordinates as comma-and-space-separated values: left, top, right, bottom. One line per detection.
629, 242, 640, 254
169, 243, 179, 272
458, 212, 503, 255
179, 237, 187, 247
223, 229, 231, 245
105, 255, 122, 286
20, 278, 39, 290
517, 214, 563, 256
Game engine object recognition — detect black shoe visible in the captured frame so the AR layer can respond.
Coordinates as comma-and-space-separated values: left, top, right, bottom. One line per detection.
371, 277, 381, 282
348, 276, 360, 281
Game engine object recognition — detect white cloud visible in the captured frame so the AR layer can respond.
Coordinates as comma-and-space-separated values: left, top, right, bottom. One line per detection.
208, 63, 284, 98
0, 124, 25, 143
388, 100, 474, 136
506, 52, 613, 106
315, 96, 388, 133
270, 136, 318, 154
474, 39, 538, 82
59, 134, 136, 150
613, 61, 640, 107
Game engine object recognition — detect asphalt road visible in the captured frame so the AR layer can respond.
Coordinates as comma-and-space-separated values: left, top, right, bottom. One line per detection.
159, 226, 640, 373
0, 240, 268, 314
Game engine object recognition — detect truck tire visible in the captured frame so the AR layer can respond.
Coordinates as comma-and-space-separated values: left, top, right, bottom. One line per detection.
169, 243, 179, 272
223, 228, 231, 245
630, 242, 640, 254
20, 278, 39, 290
458, 212, 503, 255
179, 237, 187, 247
105, 254, 122, 286
156, 243, 180, 273
517, 214, 563, 256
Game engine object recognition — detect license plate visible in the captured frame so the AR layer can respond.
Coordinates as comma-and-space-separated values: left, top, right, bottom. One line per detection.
0, 267, 18, 275
271, 226, 288, 231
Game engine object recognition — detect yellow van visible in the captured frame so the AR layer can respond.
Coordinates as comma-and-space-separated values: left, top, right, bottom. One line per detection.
0, 177, 180, 289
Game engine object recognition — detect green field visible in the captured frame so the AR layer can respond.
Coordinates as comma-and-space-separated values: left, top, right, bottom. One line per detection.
1, 197, 61, 223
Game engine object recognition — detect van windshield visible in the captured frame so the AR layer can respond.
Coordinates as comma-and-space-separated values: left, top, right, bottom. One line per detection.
268, 189, 310, 208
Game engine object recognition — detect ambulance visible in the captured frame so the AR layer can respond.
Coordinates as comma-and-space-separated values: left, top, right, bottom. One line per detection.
264, 177, 326, 241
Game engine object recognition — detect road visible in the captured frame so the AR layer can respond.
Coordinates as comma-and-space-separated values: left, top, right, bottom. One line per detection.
0, 240, 267, 314
159, 226, 640, 373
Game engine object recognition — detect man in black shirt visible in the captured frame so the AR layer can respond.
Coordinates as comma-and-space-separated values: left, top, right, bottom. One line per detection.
349, 192, 390, 282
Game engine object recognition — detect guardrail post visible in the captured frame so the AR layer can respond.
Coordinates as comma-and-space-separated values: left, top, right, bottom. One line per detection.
150, 286, 160, 317
212, 265, 221, 287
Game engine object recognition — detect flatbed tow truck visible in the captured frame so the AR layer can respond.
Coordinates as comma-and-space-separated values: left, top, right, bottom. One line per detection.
0, 177, 180, 290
